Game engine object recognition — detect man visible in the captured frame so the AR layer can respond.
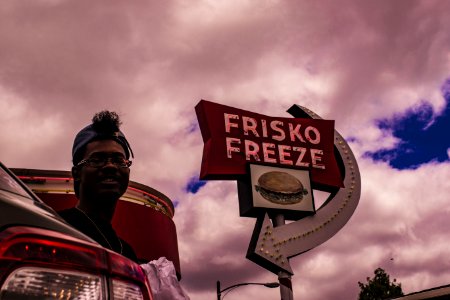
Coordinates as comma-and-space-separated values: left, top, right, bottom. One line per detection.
58, 111, 191, 299
58, 110, 138, 262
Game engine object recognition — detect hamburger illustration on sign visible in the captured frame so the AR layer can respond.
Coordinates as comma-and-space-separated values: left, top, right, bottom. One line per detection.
245, 164, 315, 218
255, 171, 308, 205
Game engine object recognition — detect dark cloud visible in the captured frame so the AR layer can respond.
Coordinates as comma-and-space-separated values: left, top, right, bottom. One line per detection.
0, 0, 175, 114
277, 1, 450, 121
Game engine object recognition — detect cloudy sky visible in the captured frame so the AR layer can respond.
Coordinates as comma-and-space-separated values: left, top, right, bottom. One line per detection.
1, 0, 450, 299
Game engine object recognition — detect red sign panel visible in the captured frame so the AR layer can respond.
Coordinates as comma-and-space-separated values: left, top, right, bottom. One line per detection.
196, 100, 343, 189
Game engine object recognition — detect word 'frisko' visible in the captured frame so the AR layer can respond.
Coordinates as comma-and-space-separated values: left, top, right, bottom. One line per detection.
224, 113, 326, 169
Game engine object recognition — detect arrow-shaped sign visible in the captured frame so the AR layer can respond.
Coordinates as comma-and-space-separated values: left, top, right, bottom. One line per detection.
247, 105, 361, 275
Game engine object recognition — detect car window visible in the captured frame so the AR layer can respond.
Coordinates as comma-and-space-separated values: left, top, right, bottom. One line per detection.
0, 165, 32, 198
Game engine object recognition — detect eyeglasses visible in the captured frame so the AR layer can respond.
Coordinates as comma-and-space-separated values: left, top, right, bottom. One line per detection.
76, 156, 132, 168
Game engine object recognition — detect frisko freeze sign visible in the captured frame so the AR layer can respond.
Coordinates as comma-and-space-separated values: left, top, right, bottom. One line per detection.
195, 100, 361, 275
195, 100, 343, 189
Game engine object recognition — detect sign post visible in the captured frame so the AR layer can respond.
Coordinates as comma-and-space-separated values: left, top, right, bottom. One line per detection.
272, 214, 293, 300
196, 100, 361, 299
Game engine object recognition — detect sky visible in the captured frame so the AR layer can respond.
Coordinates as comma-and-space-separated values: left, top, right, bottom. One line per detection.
1, 0, 450, 299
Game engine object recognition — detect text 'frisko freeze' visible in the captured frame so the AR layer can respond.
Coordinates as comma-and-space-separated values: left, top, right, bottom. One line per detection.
195, 99, 342, 188
224, 113, 325, 169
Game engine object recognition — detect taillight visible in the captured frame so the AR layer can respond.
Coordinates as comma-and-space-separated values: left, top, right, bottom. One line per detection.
112, 279, 144, 300
109, 251, 146, 283
0, 226, 153, 300
109, 251, 149, 300
1, 267, 103, 299
0, 228, 105, 269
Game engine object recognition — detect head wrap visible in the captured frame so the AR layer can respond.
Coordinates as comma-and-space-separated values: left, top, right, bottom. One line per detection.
72, 113, 134, 165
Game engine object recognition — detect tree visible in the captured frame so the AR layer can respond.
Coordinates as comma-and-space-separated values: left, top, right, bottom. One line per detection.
358, 267, 403, 300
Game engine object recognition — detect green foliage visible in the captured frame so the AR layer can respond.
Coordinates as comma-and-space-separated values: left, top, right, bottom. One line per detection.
358, 268, 403, 300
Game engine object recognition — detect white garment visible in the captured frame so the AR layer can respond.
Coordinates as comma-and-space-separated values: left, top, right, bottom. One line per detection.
140, 257, 190, 300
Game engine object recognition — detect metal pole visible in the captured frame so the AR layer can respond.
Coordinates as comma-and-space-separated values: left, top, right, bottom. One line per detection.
217, 280, 221, 300
272, 214, 294, 300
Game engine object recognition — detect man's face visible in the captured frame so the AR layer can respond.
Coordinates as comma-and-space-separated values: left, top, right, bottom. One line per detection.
75, 140, 130, 203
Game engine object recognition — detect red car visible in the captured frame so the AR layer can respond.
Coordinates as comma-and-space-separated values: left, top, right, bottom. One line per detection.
0, 161, 153, 300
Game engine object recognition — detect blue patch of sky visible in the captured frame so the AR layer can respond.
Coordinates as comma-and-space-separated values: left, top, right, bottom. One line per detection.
187, 120, 199, 134
346, 136, 358, 143
185, 176, 207, 194
365, 79, 450, 170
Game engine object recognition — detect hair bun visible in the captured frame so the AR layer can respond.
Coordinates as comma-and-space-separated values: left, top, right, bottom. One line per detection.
92, 111, 122, 133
